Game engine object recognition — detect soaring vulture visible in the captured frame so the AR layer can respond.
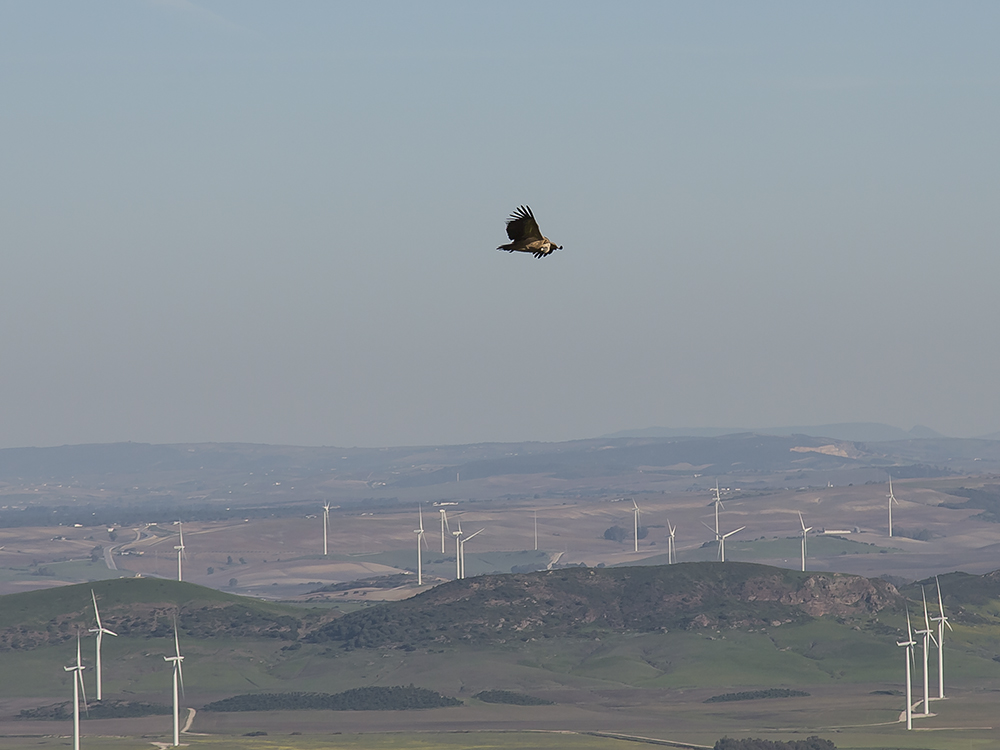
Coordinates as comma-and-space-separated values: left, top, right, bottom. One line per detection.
497, 205, 562, 258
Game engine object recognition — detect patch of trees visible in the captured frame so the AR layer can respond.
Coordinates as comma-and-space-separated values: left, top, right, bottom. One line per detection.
604, 525, 648, 543
179, 605, 301, 641
604, 525, 628, 542
941, 485, 1000, 523
19, 700, 170, 720
890, 527, 934, 541
473, 690, 553, 706
883, 464, 953, 479
705, 689, 810, 703
714, 738, 835, 750
202, 686, 461, 712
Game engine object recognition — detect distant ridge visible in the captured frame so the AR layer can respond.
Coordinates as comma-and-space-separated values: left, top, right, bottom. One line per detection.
601, 422, 946, 443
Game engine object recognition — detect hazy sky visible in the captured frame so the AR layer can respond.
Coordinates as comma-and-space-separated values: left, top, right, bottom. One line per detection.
2, 2, 998, 449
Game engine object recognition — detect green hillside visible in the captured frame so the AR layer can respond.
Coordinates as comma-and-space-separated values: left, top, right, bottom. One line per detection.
4, 563, 1000, 699
0, 578, 328, 651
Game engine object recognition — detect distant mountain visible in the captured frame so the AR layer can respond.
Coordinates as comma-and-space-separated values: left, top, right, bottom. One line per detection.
1, 431, 985, 499
602, 423, 946, 443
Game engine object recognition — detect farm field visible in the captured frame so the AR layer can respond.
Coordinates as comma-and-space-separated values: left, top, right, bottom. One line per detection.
4, 473, 1000, 601
0, 687, 999, 750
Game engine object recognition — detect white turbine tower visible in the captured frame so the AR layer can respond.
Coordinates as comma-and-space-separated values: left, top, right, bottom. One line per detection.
452, 519, 464, 580
163, 626, 185, 747
666, 520, 677, 565
460, 528, 484, 580
897, 608, 916, 730
632, 499, 641, 553
533, 510, 538, 551
916, 587, 938, 716
414, 506, 426, 586
798, 512, 813, 572
63, 633, 87, 750
322, 502, 331, 556
887, 475, 900, 537
88, 590, 117, 701
718, 526, 745, 563
173, 523, 186, 582
931, 576, 953, 699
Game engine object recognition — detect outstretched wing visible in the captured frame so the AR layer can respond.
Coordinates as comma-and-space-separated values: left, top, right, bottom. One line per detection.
505, 205, 543, 242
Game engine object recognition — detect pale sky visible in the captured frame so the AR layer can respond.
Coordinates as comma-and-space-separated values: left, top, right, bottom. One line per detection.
2, 2, 998, 449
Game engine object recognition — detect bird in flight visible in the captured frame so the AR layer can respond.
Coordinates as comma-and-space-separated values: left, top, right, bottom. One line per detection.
497, 206, 562, 258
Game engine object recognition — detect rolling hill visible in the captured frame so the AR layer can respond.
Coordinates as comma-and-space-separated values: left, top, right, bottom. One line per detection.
304, 562, 900, 649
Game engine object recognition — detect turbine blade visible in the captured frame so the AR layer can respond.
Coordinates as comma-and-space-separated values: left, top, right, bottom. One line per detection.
92, 590, 102, 629
177, 661, 185, 698
174, 628, 181, 658
922, 586, 931, 630
79, 671, 89, 712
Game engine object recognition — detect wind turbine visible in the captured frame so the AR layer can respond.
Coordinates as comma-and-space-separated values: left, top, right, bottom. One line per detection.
632, 499, 641, 553
63, 633, 87, 750
666, 520, 677, 565
459, 528, 484, 580
897, 608, 916, 730
88, 590, 117, 701
718, 526, 745, 563
887, 475, 900, 537
533, 510, 538, 551
931, 576, 953, 699
916, 587, 938, 715
414, 506, 426, 586
163, 626, 185, 747
798, 512, 813, 572
173, 523, 186, 582
322, 502, 331, 556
